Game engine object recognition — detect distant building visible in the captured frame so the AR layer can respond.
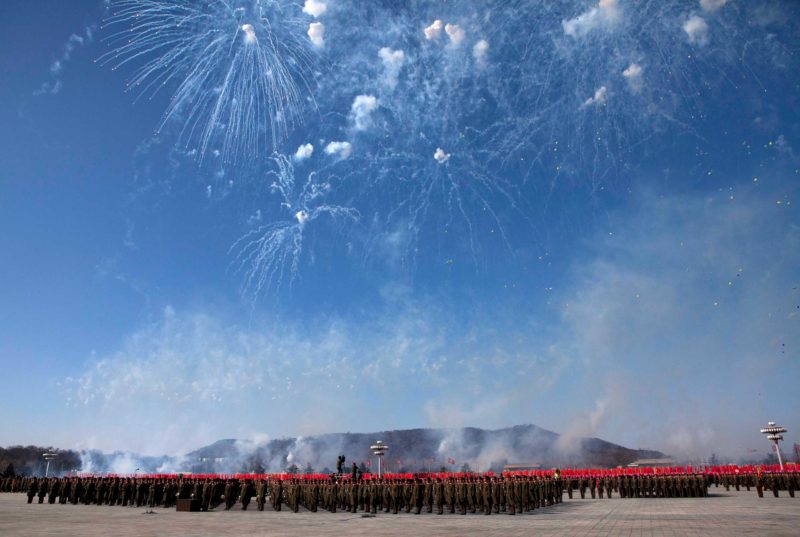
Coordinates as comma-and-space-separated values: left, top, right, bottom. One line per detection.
503, 463, 541, 472
627, 458, 676, 468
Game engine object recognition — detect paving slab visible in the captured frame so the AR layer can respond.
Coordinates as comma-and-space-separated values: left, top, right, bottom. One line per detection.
1, 490, 798, 536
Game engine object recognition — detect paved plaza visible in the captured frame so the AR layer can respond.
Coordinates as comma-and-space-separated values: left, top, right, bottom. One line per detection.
1, 490, 797, 537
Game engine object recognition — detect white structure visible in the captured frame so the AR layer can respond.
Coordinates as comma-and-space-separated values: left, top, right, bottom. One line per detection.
42, 452, 58, 478
760, 421, 788, 470
370, 440, 389, 478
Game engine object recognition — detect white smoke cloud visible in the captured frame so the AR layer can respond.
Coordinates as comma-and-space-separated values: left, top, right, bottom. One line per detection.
562, 0, 622, 38
433, 148, 450, 164
303, 0, 327, 18
241, 24, 256, 44
61, 286, 577, 455
473, 39, 489, 66
444, 23, 466, 46
582, 86, 608, 107
684, 15, 710, 46
379, 47, 405, 89
295, 210, 309, 225
324, 141, 352, 159
34, 26, 96, 96
308, 22, 325, 48
294, 143, 314, 161
623, 63, 644, 93
700, 0, 728, 12
350, 94, 378, 130
424, 20, 443, 40
557, 395, 619, 453
57, 178, 800, 460
552, 184, 800, 456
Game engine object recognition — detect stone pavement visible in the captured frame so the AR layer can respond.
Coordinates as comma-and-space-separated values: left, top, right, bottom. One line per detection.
1, 490, 798, 537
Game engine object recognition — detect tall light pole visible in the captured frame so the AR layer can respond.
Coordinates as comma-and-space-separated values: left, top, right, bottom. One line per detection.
760, 421, 787, 471
42, 452, 58, 478
370, 441, 388, 478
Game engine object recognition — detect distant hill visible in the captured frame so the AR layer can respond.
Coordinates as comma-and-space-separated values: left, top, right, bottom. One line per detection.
2, 425, 665, 476
183, 424, 664, 474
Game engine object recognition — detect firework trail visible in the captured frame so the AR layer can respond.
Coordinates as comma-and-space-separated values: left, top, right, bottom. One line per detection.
104, 1, 798, 293
101, 0, 318, 162
230, 153, 358, 296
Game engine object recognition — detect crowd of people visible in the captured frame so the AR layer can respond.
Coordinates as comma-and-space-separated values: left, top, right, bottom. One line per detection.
2, 474, 566, 515
1, 465, 796, 515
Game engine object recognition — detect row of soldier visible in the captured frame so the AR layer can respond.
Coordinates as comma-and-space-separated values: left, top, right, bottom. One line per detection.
711, 472, 798, 498
4, 471, 796, 511
562, 472, 797, 499
3, 475, 565, 515
564, 474, 709, 499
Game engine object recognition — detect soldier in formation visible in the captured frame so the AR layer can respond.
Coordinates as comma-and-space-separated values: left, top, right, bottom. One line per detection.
4, 469, 797, 513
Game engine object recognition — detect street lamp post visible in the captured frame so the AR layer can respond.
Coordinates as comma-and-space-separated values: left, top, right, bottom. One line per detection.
42, 452, 58, 478
370, 441, 389, 478
760, 421, 788, 471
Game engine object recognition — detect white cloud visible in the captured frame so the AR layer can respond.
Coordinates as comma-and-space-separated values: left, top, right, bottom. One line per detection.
433, 148, 450, 164
379, 47, 405, 89
445, 23, 466, 46
473, 39, 489, 66
424, 20, 443, 40
350, 94, 378, 131
684, 15, 709, 46
622, 63, 643, 93
241, 24, 256, 44
294, 143, 314, 161
308, 22, 325, 48
324, 141, 352, 159
582, 86, 608, 107
303, 0, 327, 18
700, 0, 728, 12
562, 0, 621, 38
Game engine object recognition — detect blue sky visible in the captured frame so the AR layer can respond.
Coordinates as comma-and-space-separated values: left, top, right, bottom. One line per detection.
0, 0, 798, 460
